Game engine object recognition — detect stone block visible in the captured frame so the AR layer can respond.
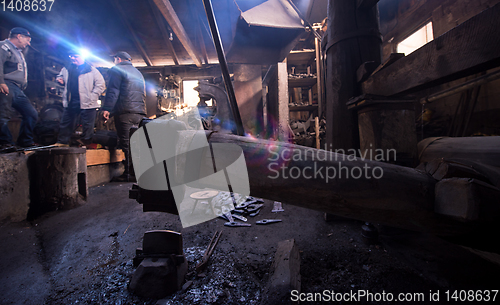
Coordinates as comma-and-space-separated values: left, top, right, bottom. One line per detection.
0, 152, 30, 222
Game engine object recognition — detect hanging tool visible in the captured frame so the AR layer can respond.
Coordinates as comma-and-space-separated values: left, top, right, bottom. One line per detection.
196, 230, 223, 273
256, 219, 282, 225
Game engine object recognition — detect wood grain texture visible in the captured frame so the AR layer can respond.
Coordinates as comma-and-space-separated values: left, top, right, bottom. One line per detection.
204, 132, 481, 236
363, 2, 500, 96
86, 149, 125, 166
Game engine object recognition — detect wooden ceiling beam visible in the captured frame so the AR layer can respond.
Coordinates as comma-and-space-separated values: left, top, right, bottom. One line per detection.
197, 16, 209, 65
152, 0, 203, 67
149, 0, 180, 65
188, 0, 209, 65
113, 0, 153, 66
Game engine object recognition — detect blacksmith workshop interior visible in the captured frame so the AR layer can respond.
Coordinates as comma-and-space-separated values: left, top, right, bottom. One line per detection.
1, 0, 500, 304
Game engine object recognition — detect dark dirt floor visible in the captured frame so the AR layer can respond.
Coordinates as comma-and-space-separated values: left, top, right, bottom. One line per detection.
1, 182, 500, 305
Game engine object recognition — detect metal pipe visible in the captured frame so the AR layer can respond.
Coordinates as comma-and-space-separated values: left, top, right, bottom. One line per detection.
421, 69, 500, 104
202, 0, 245, 136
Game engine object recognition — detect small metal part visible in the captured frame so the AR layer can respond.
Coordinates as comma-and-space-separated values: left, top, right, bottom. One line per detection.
231, 214, 247, 222
361, 222, 379, 244
272, 201, 284, 212
247, 203, 264, 213
223, 212, 234, 223
236, 200, 254, 209
256, 219, 282, 225
249, 209, 261, 217
224, 221, 251, 227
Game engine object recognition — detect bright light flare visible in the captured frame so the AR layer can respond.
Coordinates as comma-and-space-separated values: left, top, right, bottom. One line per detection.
79, 48, 90, 60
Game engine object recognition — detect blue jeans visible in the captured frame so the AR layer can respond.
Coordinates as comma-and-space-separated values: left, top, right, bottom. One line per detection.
0, 81, 38, 146
57, 103, 97, 144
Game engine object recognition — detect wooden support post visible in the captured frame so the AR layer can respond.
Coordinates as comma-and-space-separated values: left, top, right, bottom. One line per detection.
307, 66, 313, 105
277, 60, 290, 141
325, 0, 382, 152
262, 239, 301, 304
315, 116, 320, 149
314, 37, 323, 118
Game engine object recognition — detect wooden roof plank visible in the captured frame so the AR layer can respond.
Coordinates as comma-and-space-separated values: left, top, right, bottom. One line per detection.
152, 0, 203, 67
113, 0, 154, 66
149, 0, 180, 65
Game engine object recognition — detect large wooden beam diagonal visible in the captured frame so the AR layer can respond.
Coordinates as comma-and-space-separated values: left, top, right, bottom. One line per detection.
113, 0, 153, 66
148, 0, 180, 65
362, 2, 500, 97
196, 16, 209, 65
152, 0, 203, 67
187, 0, 209, 65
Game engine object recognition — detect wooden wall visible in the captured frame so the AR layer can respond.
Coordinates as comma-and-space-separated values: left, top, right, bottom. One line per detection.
380, 0, 500, 60
378, 0, 500, 137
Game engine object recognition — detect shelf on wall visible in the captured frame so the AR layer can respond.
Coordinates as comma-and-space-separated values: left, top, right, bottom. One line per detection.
288, 77, 317, 87
289, 105, 318, 112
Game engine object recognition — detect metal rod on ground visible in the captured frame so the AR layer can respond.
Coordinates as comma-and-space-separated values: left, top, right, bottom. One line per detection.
202, 0, 245, 136
196, 230, 222, 273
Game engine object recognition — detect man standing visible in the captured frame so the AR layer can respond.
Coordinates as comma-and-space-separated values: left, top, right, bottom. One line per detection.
0, 27, 38, 152
55, 50, 105, 146
102, 51, 146, 182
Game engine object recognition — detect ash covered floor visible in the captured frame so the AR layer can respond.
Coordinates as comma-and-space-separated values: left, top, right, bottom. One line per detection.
1, 182, 500, 305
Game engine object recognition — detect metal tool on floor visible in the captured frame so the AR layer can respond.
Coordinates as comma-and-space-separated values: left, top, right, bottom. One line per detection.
247, 204, 264, 213
272, 201, 284, 212
196, 230, 222, 273
249, 209, 261, 217
219, 213, 247, 222
256, 219, 282, 225
224, 221, 251, 227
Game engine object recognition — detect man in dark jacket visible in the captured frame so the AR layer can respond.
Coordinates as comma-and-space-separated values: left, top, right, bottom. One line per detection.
102, 51, 146, 182
0, 27, 38, 152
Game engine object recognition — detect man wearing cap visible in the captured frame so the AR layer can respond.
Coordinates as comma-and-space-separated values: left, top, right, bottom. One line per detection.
0, 27, 38, 152
55, 50, 105, 146
101, 51, 146, 182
